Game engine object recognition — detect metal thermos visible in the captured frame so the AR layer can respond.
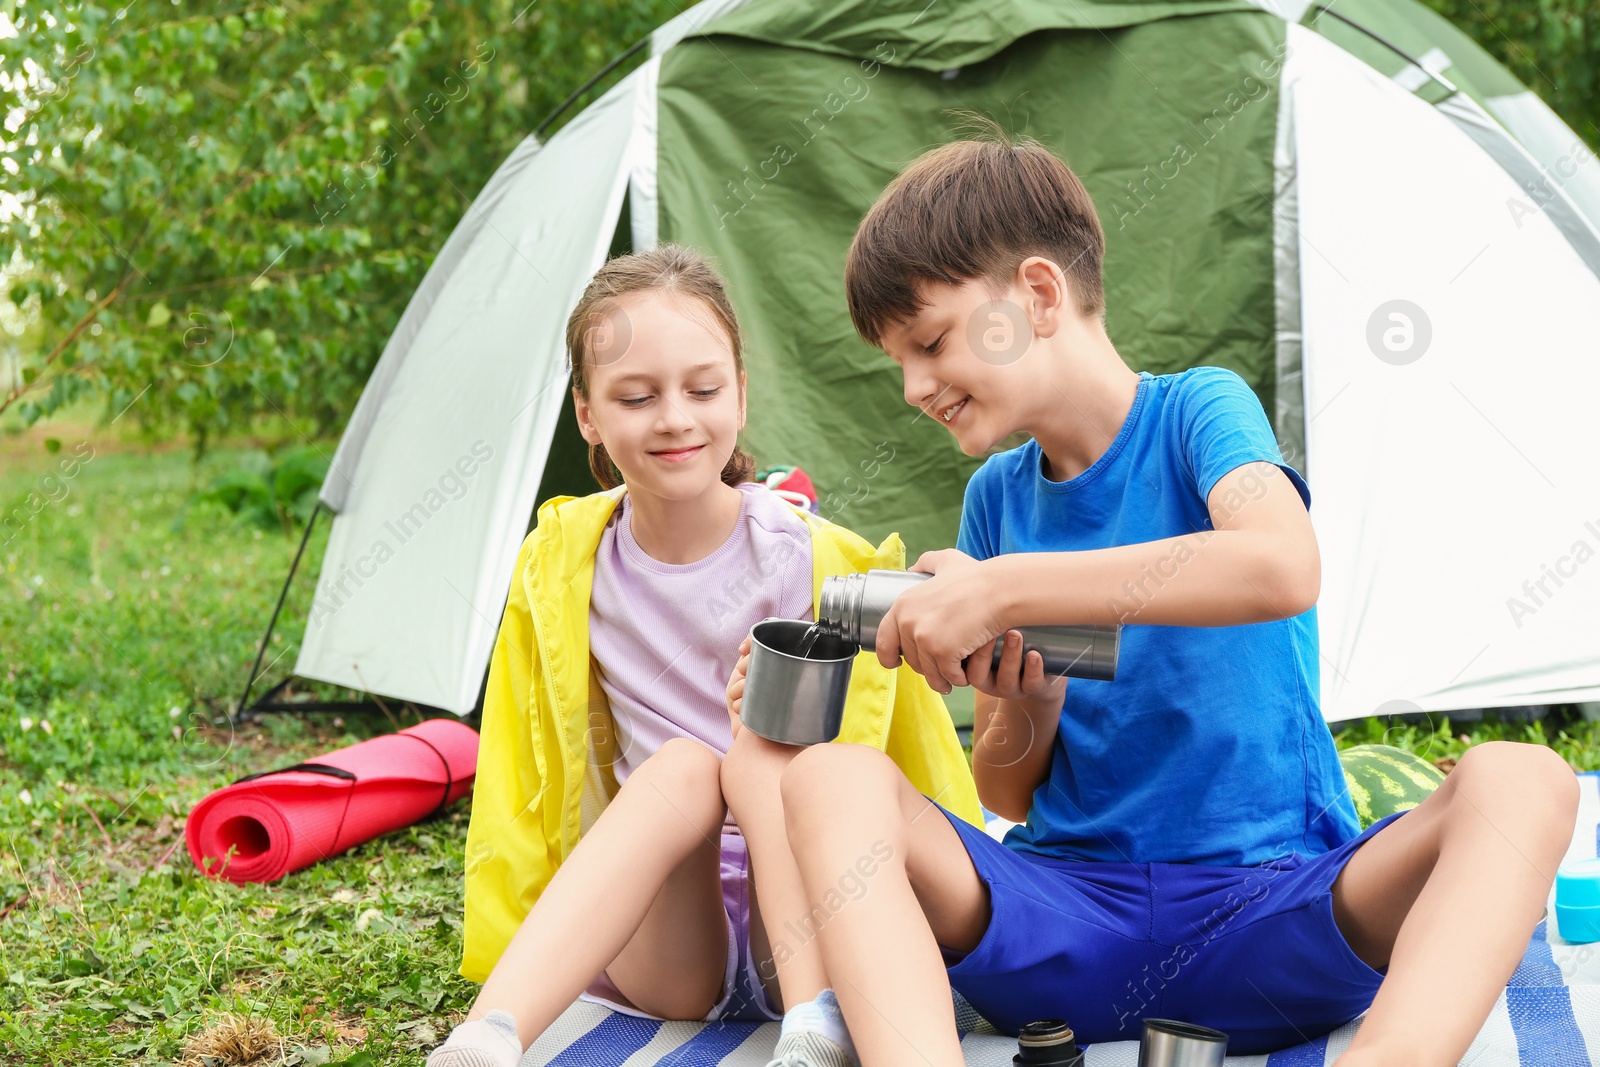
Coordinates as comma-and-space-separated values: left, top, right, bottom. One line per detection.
817, 569, 1121, 682
1137, 1019, 1228, 1067
1013, 1020, 1085, 1067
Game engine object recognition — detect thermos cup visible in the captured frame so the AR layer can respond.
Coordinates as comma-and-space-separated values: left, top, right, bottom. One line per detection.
1137, 1019, 1228, 1067
739, 618, 856, 746
817, 569, 1121, 681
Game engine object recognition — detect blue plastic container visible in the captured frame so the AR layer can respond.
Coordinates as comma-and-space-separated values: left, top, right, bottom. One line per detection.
1555, 858, 1600, 943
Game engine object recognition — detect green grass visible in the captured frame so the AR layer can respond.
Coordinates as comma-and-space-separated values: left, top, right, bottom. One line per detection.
0, 440, 478, 1066
2, 440, 1597, 1065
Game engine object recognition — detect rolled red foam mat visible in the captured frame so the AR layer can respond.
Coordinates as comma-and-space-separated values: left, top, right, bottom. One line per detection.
185, 717, 479, 884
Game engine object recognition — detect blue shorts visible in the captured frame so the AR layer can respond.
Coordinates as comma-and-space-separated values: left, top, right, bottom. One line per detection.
934, 806, 1403, 1055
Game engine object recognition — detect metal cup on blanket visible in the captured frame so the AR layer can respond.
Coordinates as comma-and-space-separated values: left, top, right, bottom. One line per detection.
1138, 1019, 1228, 1067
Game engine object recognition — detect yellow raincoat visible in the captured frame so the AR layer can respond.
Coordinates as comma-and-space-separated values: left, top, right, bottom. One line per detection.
459, 485, 982, 983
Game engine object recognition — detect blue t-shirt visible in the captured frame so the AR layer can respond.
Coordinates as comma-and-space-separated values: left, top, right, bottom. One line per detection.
958, 366, 1359, 868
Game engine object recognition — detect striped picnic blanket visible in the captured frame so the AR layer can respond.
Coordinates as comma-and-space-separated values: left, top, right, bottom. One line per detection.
520, 771, 1600, 1066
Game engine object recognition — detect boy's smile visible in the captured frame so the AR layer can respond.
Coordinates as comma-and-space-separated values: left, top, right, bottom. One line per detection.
880, 277, 1042, 457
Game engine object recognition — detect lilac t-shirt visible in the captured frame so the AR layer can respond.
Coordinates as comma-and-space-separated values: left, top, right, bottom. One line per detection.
588, 482, 814, 794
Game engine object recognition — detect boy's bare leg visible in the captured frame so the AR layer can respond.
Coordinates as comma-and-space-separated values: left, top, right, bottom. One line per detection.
467, 737, 731, 1047
721, 727, 818, 1012
779, 742, 991, 1067
1330, 741, 1578, 1067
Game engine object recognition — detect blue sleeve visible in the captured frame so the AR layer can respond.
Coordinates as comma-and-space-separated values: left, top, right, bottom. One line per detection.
1177, 367, 1311, 510
957, 460, 998, 561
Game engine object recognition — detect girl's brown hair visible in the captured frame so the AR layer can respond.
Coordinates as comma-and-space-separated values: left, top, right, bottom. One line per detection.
564, 244, 757, 491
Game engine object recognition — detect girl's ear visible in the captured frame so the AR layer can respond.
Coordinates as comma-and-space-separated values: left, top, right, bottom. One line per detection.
573, 387, 602, 446
737, 370, 748, 431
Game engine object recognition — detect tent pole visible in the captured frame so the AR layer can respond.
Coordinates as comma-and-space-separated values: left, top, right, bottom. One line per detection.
1306, 4, 1457, 95
234, 500, 323, 724
534, 35, 651, 139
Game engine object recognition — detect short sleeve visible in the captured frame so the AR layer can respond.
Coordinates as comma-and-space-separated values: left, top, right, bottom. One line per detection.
957, 459, 999, 561
1177, 367, 1311, 510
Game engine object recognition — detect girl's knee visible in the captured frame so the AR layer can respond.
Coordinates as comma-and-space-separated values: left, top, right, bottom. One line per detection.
721, 728, 796, 799
628, 737, 723, 802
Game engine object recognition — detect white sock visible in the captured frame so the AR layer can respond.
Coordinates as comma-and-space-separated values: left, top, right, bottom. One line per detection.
426, 1008, 522, 1067
779, 989, 857, 1063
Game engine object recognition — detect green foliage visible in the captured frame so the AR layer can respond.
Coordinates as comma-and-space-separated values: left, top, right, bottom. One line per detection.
1, 1, 1592, 450
1421, 0, 1600, 147
195, 445, 329, 531
1335, 708, 1600, 770
0, 0, 682, 447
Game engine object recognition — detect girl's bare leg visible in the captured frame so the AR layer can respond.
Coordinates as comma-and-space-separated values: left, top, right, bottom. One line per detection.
467, 737, 732, 1047
720, 727, 820, 1012
1330, 740, 1577, 1067
779, 742, 990, 1067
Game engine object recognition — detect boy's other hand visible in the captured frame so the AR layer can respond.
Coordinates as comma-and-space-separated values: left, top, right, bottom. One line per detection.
875, 549, 1005, 694
966, 629, 1069, 708
725, 634, 752, 739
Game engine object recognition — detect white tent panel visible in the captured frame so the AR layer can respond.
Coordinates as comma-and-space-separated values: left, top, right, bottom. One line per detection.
1486, 89, 1600, 236
293, 61, 656, 713
1288, 25, 1600, 722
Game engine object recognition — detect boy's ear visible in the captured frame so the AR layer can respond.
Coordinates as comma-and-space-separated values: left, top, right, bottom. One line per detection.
573, 387, 602, 446
1017, 255, 1069, 340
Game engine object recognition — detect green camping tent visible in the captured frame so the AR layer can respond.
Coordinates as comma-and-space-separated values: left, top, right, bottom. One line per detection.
264, 0, 1600, 724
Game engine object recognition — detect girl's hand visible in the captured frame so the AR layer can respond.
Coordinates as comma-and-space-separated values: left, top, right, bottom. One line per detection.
725, 634, 752, 740
874, 549, 1007, 694
965, 629, 1069, 709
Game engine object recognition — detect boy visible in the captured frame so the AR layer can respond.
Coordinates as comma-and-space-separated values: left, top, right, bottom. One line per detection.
773, 135, 1577, 1066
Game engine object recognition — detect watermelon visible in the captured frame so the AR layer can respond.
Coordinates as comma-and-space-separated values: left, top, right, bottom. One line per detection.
1339, 744, 1447, 828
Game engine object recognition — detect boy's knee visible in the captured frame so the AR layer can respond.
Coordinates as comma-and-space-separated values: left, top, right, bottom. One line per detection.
780, 742, 895, 820
1454, 740, 1578, 819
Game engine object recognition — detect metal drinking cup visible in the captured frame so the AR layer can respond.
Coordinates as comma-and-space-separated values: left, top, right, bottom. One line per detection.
1137, 1019, 1228, 1067
739, 618, 857, 746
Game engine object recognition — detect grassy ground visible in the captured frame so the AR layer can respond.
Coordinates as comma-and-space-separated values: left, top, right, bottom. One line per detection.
0, 435, 475, 1066
2, 438, 1598, 1066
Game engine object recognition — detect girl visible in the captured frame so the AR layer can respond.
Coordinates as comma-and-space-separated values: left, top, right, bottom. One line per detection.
426, 245, 981, 1067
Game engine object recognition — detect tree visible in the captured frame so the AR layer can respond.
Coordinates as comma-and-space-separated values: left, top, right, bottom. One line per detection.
0, 0, 676, 450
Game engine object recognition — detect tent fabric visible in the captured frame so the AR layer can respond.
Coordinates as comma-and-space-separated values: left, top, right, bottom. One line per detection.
1485, 91, 1600, 234
658, 10, 1286, 556
295, 0, 1600, 724
688, 0, 1263, 72
1270, 52, 1304, 466
1288, 24, 1600, 717
316, 133, 546, 515
293, 62, 647, 712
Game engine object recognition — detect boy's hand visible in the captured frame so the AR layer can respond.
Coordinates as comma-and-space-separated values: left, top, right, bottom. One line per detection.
725, 634, 752, 740
966, 629, 1069, 708
875, 549, 1006, 694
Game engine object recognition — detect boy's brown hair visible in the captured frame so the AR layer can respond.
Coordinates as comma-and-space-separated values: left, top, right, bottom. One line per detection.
845, 130, 1106, 348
